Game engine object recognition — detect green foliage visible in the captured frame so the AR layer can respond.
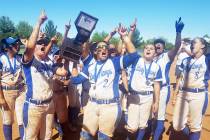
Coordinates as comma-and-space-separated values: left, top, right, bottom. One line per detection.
44, 20, 57, 39
56, 32, 63, 46
91, 31, 108, 42
91, 31, 120, 46
139, 38, 174, 50
130, 28, 143, 48
0, 16, 15, 33
16, 21, 33, 39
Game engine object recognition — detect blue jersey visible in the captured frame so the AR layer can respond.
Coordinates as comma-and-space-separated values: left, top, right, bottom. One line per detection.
71, 52, 138, 99
179, 55, 210, 89
128, 56, 162, 92
22, 56, 57, 101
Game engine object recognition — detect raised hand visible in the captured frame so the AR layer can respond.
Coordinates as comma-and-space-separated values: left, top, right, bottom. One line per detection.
110, 27, 118, 36
118, 23, 128, 38
65, 19, 71, 31
175, 17, 184, 33
51, 36, 58, 44
130, 18, 137, 31
39, 10, 48, 25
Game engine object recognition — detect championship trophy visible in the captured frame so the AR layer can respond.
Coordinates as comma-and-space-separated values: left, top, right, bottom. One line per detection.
60, 11, 98, 62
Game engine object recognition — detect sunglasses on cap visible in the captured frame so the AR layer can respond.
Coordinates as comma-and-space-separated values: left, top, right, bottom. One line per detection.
96, 44, 108, 50
36, 38, 49, 46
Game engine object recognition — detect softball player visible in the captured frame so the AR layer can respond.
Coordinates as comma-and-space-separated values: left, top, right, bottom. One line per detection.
0, 37, 26, 140
152, 18, 184, 140
125, 44, 162, 140
21, 11, 68, 140
71, 25, 138, 140
173, 37, 209, 140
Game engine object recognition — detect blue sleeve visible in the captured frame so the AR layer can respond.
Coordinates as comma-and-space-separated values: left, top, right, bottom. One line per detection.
111, 52, 139, 72
155, 66, 162, 80
71, 65, 89, 84
83, 54, 93, 66
123, 52, 139, 68
0, 60, 2, 71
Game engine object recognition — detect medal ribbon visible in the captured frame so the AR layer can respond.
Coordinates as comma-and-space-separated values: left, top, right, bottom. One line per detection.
144, 61, 153, 83
5, 53, 16, 75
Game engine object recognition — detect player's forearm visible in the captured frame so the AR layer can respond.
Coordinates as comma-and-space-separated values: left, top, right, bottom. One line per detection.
121, 70, 129, 92
128, 30, 134, 40
44, 41, 53, 58
168, 32, 181, 61
153, 82, 160, 104
27, 21, 42, 50
121, 36, 136, 53
61, 28, 70, 45
81, 42, 90, 59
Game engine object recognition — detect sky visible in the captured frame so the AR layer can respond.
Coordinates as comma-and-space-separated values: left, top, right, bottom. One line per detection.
1, 0, 210, 43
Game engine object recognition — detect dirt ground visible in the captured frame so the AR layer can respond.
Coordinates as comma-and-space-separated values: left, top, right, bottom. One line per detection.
0, 61, 210, 140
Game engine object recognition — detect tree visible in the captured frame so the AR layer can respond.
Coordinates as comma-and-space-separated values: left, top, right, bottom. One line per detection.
56, 32, 63, 46
0, 16, 16, 46
44, 20, 57, 39
140, 38, 174, 50
16, 21, 33, 39
91, 31, 119, 46
0, 16, 15, 33
130, 28, 143, 48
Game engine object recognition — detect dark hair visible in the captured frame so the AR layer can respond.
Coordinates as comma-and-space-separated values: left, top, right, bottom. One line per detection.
193, 37, 208, 54
154, 38, 166, 47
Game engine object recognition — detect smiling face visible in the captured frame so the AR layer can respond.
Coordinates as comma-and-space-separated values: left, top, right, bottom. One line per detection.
144, 44, 156, 61
96, 42, 109, 61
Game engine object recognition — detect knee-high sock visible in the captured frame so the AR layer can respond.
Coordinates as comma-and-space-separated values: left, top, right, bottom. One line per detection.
3, 124, 12, 140
80, 131, 94, 140
190, 132, 200, 140
98, 131, 111, 140
182, 126, 190, 136
153, 120, 164, 140
136, 129, 146, 140
19, 125, 24, 140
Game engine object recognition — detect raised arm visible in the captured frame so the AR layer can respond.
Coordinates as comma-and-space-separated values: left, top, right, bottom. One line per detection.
24, 11, 47, 63
103, 28, 118, 43
118, 24, 136, 53
61, 20, 71, 45
44, 36, 58, 58
168, 17, 184, 61
128, 18, 137, 39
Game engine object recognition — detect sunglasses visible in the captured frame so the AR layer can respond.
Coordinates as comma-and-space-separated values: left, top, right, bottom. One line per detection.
96, 44, 108, 50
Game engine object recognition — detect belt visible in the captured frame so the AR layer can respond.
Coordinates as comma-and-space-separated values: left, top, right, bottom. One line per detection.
180, 87, 206, 93
2, 84, 24, 90
130, 90, 153, 95
162, 83, 170, 87
26, 97, 52, 105
90, 97, 120, 104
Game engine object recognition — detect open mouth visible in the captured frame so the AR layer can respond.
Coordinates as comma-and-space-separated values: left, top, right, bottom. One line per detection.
41, 47, 45, 52
102, 52, 107, 56
156, 47, 161, 50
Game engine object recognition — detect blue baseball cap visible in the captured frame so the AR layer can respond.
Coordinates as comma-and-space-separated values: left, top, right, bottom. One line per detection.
1, 37, 21, 49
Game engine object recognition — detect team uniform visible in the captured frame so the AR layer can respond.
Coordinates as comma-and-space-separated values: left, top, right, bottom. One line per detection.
71, 52, 138, 139
79, 53, 95, 108
175, 45, 191, 76
126, 56, 162, 140
0, 52, 26, 140
153, 52, 172, 140
22, 56, 58, 140
173, 55, 209, 139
